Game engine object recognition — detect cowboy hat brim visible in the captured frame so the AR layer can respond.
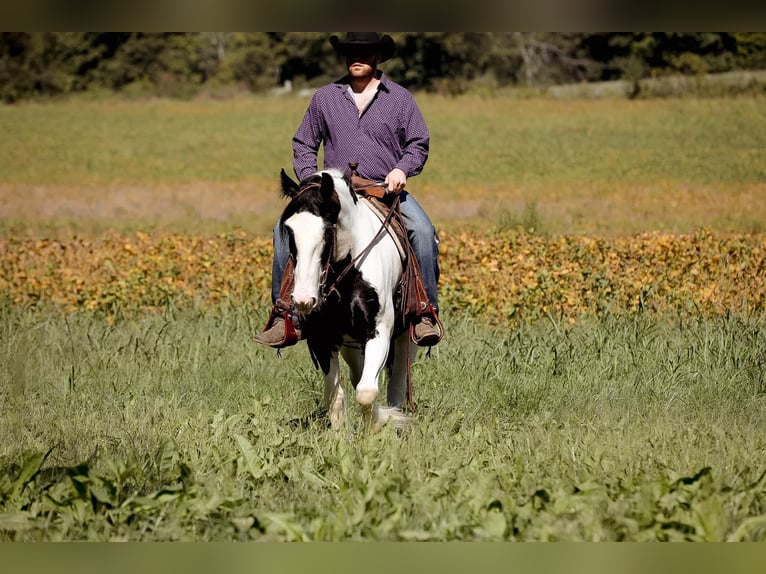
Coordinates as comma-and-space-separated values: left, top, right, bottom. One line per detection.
329, 33, 396, 63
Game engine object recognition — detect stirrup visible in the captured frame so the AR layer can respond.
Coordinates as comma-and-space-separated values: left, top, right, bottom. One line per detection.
409, 304, 444, 347
255, 307, 302, 348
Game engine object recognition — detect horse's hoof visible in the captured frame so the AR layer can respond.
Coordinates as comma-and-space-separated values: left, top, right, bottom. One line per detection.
355, 387, 378, 406
371, 406, 411, 433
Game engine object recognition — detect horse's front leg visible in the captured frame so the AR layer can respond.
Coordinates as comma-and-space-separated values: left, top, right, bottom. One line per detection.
355, 313, 394, 408
322, 351, 345, 430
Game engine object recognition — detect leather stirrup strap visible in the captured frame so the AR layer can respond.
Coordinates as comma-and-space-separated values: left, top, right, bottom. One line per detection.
400, 237, 444, 339
406, 341, 416, 413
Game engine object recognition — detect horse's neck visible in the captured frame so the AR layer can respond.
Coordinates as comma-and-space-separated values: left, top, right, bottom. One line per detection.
335, 199, 384, 262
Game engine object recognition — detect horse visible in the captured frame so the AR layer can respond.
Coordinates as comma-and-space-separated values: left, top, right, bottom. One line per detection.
277, 167, 416, 432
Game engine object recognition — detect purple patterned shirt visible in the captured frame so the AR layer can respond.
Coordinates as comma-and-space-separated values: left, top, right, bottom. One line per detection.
292, 72, 430, 182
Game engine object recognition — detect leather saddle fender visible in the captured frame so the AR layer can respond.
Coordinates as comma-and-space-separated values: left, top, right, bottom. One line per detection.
348, 163, 444, 346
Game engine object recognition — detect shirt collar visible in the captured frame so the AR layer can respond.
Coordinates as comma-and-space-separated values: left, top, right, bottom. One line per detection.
333, 71, 391, 92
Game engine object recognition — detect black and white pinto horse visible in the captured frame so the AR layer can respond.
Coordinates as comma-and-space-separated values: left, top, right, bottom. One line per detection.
278, 168, 415, 431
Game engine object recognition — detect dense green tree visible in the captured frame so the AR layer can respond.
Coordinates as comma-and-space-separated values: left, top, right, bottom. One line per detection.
273, 32, 338, 88
0, 32, 105, 102
89, 33, 210, 97
1, 32, 763, 102
732, 32, 766, 69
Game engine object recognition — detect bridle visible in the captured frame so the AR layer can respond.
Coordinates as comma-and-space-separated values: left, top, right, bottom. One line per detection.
291, 178, 402, 306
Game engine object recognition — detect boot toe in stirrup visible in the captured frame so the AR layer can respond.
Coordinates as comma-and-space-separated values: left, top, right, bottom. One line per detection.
413, 317, 441, 347
254, 317, 302, 348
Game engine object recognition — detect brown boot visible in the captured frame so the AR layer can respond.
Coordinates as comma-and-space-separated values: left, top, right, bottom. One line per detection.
413, 316, 441, 347
254, 316, 302, 348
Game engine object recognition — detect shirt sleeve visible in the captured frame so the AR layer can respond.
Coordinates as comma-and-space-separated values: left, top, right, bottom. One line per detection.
292, 94, 323, 181
394, 96, 430, 178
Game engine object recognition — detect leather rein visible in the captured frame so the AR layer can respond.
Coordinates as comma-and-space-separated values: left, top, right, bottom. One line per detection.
293, 179, 402, 304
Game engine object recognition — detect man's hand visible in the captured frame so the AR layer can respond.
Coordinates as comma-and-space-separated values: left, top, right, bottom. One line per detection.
384, 168, 407, 194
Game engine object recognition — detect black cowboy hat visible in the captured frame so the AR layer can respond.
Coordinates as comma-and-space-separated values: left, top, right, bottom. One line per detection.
329, 32, 396, 63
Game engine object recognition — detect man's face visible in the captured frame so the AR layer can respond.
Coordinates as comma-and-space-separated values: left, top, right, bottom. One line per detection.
345, 48, 380, 78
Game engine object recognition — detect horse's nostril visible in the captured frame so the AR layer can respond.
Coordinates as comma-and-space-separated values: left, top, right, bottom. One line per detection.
294, 296, 317, 313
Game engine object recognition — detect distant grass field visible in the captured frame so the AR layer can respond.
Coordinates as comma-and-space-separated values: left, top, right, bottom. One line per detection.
1, 94, 764, 237
1, 94, 765, 541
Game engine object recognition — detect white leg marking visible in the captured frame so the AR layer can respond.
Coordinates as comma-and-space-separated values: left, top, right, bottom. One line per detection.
370, 406, 412, 433
355, 316, 393, 406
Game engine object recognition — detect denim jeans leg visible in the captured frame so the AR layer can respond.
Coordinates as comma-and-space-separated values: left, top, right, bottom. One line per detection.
271, 221, 290, 305
397, 191, 440, 312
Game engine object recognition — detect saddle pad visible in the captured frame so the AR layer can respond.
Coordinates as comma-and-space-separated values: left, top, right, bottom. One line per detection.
359, 196, 408, 262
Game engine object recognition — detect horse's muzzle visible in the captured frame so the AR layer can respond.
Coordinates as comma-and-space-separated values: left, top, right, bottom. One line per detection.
293, 296, 317, 314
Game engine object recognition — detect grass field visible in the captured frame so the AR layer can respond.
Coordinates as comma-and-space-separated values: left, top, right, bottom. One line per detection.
1, 305, 765, 541
1, 94, 765, 236
1, 94, 765, 541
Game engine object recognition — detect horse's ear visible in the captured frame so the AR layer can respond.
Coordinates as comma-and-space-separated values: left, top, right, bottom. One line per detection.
280, 168, 299, 198
320, 172, 336, 199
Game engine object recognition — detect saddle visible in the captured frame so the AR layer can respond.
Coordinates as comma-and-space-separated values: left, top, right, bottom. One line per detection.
348, 163, 444, 347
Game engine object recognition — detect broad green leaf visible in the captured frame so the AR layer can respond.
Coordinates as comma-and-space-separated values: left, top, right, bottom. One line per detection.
0, 511, 35, 532
258, 512, 308, 541
157, 436, 179, 479
728, 515, 766, 542
481, 509, 508, 539
234, 434, 264, 481
11, 451, 46, 498
89, 481, 116, 506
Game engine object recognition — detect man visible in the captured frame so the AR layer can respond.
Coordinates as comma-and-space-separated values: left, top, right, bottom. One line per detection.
255, 32, 441, 347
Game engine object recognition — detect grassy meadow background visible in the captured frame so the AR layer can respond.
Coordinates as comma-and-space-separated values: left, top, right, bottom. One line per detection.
1, 92, 765, 541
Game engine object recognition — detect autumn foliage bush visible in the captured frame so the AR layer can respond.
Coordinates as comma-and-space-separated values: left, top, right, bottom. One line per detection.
1, 229, 764, 323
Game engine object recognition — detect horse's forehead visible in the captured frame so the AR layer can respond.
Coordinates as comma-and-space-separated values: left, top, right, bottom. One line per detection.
282, 178, 344, 222
285, 211, 325, 242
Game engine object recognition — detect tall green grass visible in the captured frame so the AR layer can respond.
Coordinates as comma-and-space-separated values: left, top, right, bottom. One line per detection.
1, 304, 764, 541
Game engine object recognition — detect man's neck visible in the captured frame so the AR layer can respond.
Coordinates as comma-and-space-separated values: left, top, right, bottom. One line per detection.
349, 71, 380, 94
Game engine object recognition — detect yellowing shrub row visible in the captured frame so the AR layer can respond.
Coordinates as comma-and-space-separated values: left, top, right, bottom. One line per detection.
1, 229, 764, 323
440, 229, 766, 322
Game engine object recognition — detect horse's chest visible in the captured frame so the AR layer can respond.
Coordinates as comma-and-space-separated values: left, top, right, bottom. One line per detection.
304, 266, 381, 348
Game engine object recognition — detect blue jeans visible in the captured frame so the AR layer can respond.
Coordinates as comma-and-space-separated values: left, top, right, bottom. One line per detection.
270, 190, 440, 313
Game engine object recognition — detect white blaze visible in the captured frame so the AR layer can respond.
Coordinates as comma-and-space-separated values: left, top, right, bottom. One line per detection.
285, 211, 326, 310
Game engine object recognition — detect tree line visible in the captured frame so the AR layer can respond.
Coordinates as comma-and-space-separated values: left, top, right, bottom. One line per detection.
1, 32, 764, 102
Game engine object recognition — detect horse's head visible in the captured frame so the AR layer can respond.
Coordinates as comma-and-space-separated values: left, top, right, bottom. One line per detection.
279, 169, 351, 314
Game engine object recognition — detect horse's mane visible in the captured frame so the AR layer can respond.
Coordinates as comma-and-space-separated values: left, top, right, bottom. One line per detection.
279, 168, 362, 236
319, 168, 357, 205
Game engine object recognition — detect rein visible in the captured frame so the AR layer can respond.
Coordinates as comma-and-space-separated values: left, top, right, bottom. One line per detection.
294, 178, 398, 304
295, 181, 322, 196
321, 191, 402, 301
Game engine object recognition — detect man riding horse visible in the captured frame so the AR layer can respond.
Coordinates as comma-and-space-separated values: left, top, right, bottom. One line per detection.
255, 32, 441, 348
